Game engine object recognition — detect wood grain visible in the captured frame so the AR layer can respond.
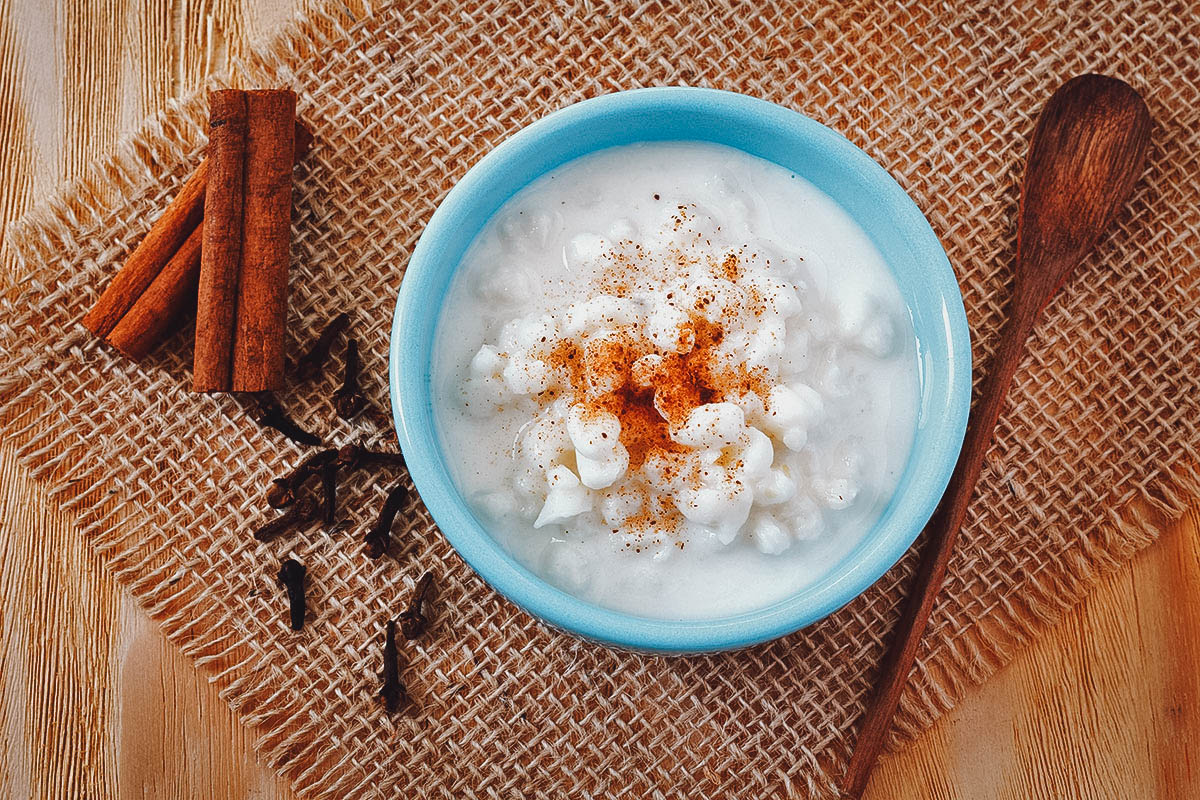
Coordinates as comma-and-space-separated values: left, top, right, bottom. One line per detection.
0, 3, 1196, 799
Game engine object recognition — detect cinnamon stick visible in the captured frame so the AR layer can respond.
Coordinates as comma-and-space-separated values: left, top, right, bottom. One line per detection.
81, 161, 208, 337
100, 121, 313, 362
193, 89, 250, 392
231, 89, 297, 392
87, 89, 309, 376
106, 223, 202, 359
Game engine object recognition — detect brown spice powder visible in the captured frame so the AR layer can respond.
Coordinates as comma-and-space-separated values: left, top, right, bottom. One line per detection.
529, 212, 775, 536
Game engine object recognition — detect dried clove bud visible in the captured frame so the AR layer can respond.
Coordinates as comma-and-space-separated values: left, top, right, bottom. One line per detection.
321, 459, 338, 525
277, 558, 306, 631
334, 338, 367, 420
379, 619, 407, 713
254, 495, 320, 542
248, 392, 322, 446
291, 312, 350, 382
364, 481, 408, 559
266, 448, 338, 508
398, 571, 433, 640
336, 442, 406, 471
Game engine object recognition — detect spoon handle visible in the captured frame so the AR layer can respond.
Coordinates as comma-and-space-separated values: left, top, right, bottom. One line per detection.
841, 310, 1033, 798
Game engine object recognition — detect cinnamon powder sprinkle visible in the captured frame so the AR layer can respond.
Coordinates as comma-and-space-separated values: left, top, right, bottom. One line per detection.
528, 207, 776, 537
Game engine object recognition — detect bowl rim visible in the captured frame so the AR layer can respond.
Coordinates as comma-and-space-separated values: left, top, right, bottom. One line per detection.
390, 86, 970, 653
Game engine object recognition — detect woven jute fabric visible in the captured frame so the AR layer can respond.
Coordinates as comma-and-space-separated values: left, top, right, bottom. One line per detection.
2, 1, 1198, 797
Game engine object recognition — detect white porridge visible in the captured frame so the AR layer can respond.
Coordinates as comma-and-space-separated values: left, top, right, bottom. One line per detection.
432, 141, 918, 619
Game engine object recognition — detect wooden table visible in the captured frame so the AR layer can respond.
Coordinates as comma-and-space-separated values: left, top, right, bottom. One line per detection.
1, 3, 1196, 797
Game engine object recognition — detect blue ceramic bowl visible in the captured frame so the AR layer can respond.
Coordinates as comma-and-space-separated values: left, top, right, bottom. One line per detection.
390, 87, 970, 653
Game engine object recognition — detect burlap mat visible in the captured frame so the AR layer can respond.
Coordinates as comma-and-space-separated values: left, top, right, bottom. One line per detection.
2, 1, 1197, 797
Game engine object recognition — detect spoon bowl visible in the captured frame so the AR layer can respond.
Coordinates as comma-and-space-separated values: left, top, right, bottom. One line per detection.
1016, 75, 1153, 315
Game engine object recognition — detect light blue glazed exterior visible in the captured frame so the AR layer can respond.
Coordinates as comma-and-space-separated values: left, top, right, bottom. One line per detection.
390, 87, 970, 653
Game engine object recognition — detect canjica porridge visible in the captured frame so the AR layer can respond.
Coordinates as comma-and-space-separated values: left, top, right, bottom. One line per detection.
433, 141, 918, 619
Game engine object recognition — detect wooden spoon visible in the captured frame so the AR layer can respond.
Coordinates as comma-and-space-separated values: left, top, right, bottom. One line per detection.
841, 74, 1152, 798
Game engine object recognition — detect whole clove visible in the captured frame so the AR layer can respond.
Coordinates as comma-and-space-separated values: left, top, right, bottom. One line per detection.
333, 337, 367, 420
248, 391, 322, 446
277, 558, 307, 631
291, 311, 350, 382
398, 571, 433, 640
254, 494, 320, 542
321, 459, 338, 525
336, 442, 406, 471
379, 619, 407, 713
267, 448, 338, 508
364, 481, 409, 559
